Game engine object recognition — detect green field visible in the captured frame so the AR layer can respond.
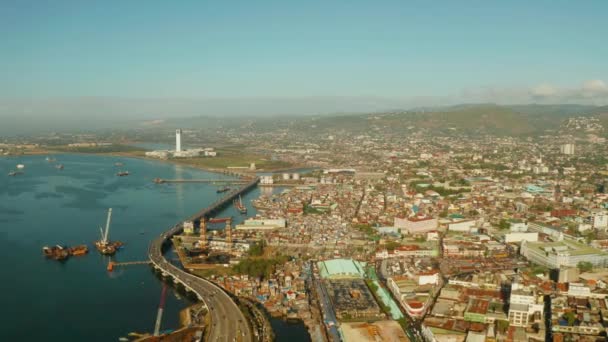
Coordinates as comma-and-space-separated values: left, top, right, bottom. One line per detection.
172, 147, 292, 170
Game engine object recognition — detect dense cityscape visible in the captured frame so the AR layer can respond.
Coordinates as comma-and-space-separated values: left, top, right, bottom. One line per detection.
3, 2, 608, 342
2, 105, 608, 341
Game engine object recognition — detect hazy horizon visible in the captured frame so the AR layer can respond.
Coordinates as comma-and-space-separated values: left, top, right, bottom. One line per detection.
2, 1, 608, 133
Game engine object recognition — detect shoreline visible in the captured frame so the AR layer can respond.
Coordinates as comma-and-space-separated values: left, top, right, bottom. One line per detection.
3, 149, 307, 175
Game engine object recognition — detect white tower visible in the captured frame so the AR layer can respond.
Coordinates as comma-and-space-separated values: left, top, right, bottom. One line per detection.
175, 129, 182, 152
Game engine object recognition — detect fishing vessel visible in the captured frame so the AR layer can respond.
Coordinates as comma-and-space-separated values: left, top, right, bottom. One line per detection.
95, 208, 123, 255
116, 171, 129, 177
234, 195, 247, 214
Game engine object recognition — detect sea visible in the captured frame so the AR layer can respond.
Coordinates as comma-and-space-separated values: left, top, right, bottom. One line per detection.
0, 154, 310, 341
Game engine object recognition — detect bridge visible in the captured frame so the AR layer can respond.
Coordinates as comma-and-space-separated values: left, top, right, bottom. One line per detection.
154, 178, 249, 184
187, 178, 259, 223
148, 177, 259, 342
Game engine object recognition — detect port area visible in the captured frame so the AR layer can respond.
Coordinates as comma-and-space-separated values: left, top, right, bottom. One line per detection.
172, 237, 234, 270
133, 303, 208, 342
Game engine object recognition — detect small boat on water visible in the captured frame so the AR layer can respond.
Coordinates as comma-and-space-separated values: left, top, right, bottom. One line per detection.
16, 164, 24, 169
116, 171, 129, 177
55, 164, 64, 170
234, 195, 247, 214
216, 186, 230, 193
8, 171, 23, 176
45, 157, 56, 163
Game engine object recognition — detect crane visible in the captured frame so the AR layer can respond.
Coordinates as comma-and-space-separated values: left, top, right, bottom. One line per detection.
102, 208, 112, 244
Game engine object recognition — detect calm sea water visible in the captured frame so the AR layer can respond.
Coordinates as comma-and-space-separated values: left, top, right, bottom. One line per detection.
0, 154, 309, 341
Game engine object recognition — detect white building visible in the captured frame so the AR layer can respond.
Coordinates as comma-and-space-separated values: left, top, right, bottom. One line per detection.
394, 216, 438, 235
508, 283, 544, 327
447, 219, 476, 233
520, 240, 608, 268
235, 218, 286, 230
260, 175, 274, 185
505, 232, 538, 243
560, 143, 575, 155
593, 213, 608, 229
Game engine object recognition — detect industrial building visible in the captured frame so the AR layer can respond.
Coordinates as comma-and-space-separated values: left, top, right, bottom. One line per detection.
520, 240, 608, 268
317, 258, 366, 279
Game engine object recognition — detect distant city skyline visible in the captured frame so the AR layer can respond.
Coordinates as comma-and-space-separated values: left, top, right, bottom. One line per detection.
1, 1, 608, 115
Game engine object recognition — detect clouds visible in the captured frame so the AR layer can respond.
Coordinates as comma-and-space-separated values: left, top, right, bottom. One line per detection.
531, 84, 558, 97
529, 79, 608, 103
459, 79, 608, 105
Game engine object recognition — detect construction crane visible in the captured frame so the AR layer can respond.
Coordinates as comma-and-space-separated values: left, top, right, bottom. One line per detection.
101, 208, 112, 244
95, 208, 121, 255
203, 217, 233, 247
153, 283, 168, 336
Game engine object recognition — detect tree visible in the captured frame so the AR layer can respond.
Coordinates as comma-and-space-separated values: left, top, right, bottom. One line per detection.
577, 261, 593, 273
498, 219, 510, 230
563, 311, 577, 326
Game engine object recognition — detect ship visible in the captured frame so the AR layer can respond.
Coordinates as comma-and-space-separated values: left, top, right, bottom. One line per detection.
116, 171, 129, 177
68, 245, 88, 256
234, 195, 247, 214
55, 164, 64, 170
216, 186, 230, 193
42, 245, 70, 261
95, 208, 123, 255
16, 164, 24, 169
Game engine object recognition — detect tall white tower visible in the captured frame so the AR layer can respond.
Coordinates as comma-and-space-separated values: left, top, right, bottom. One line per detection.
175, 129, 182, 152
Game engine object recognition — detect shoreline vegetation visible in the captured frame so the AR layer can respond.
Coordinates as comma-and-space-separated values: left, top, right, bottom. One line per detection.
2, 143, 300, 173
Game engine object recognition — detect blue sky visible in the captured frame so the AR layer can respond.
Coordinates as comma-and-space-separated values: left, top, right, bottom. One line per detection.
1, 0, 608, 106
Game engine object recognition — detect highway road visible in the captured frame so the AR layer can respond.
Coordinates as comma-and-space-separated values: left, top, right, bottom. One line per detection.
149, 226, 252, 342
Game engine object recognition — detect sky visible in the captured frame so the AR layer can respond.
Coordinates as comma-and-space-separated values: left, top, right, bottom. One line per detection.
1, 0, 608, 118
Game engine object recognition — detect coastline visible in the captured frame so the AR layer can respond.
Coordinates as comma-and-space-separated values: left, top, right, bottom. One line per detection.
2, 148, 305, 175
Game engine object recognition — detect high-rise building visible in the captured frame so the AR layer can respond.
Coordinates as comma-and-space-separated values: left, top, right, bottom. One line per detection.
560, 143, 575, 155
175, 129, 182, 152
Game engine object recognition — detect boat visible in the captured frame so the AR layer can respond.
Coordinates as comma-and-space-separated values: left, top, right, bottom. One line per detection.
68, 245, 88, 256
45, 157, 56, 163
216, 186, 230, 193
16, 164, 24, 169
42, 245, 70, 261
8, 171, 17, 176
116, 171, 129, 177
95, 208, 122, 255
234, 195, 247, 214
55, 164, 64, 170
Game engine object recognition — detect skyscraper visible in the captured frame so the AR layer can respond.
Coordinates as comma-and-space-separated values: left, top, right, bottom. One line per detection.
175, 129, 182, 152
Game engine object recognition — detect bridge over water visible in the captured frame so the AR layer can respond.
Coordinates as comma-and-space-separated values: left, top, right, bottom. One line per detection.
148, 177, 259, 341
